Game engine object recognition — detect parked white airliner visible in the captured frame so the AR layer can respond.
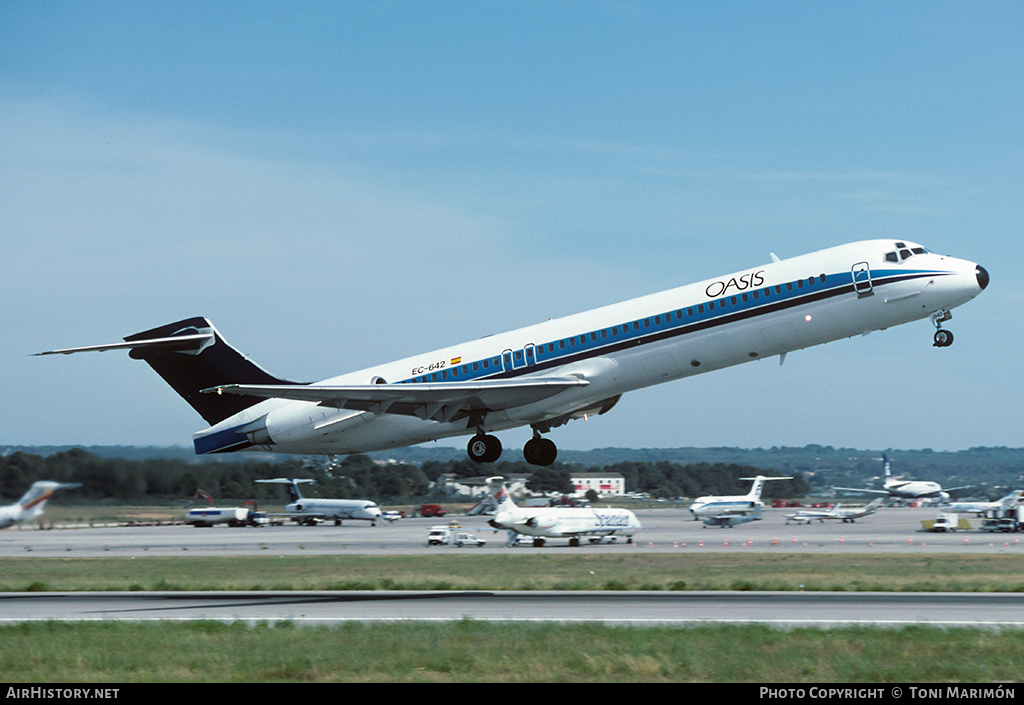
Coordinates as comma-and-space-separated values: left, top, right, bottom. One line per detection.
689, 475, 793, 523
486, 476, 640, 546
0, 482, 81, 530
254, 478, 383, 525
37, 240, 987, 465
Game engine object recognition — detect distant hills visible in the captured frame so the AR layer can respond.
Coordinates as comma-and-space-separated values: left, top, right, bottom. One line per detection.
4, 444, 1024, 497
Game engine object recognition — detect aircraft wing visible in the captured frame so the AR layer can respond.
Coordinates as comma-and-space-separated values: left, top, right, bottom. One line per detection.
202, 376, 589, 422
832, 487, 891, 496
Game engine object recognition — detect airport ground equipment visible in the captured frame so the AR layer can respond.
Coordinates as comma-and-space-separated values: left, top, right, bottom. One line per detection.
427, 526, 453, 545
453, 532, 486, 547
981, 506, 1024, 532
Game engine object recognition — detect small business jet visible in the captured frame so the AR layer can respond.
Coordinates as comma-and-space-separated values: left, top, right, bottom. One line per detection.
486, 476, 640, 546
0, 482, 82, 530
834, 455, 973, 502
689, 475, 792, 525
944, 490, 1024, 517
37, 240, 987, 465
254, 478, 383, 525
785, 497, 886, 524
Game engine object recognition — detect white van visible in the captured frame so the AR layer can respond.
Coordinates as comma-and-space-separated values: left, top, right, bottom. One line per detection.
427, 526, 452, 545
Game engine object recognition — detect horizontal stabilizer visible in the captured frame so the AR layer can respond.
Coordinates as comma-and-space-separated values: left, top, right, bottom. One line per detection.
34, 333, 213, 356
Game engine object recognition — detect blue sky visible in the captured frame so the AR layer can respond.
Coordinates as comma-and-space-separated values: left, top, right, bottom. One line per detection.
2, 1, 1021, 453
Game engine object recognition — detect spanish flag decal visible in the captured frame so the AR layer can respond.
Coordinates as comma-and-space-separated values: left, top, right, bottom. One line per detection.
451, 356, 462, 365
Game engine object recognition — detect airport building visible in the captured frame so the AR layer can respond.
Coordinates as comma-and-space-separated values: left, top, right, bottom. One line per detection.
572, 473, 625, 497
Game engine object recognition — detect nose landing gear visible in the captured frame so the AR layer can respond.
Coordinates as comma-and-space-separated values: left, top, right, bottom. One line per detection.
931, 310, 954, 347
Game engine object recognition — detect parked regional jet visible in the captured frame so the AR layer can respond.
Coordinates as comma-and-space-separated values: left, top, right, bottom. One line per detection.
944, 490, 1024, 517
37, 240, 987, 465
834, 455, 973, 502
689, 475, 792, 524
785, 498, 886, 524
486, 476, 639, 546
0, 482, 81, 530
254, 478, 383, 525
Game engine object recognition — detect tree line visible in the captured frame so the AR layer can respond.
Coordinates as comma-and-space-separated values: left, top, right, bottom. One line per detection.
0, 448, 808, 504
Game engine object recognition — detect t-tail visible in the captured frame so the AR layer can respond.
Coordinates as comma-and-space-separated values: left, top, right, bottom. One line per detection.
255, 478, 314, 503
17, 482, 81, 513
740, 475, 792, 501
36, 317, 301, 425
486, 476, 525, 530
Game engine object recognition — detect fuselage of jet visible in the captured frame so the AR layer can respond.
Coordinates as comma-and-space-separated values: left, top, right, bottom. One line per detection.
284, 498, 383, 524
196, 240, 986, 457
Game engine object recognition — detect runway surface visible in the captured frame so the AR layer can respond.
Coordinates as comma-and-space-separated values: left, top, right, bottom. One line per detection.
3, 590, 1024, 628
1, 507, 1021, 557
4, 507, 1022, 628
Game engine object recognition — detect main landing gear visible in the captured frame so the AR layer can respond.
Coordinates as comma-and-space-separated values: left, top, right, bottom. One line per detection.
931, 310, 954, 348
467, 429, 558, 466
467, 434, 502, 464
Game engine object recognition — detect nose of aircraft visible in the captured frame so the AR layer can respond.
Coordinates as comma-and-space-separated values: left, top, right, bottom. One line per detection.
976, 265, 989, 291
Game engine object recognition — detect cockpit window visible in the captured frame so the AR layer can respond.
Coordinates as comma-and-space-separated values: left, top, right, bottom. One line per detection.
884, 243, 930, 264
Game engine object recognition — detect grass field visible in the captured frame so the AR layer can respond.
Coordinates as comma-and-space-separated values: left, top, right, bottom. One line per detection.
2, 620, 1023, 683
3, 553, 1024, 593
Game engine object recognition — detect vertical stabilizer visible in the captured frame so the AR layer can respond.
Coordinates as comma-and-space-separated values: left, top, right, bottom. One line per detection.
124, 318, 302, 424
486, 476, 521, 515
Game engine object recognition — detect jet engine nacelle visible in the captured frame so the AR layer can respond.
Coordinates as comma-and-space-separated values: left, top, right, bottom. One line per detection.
526, 515, 559, 530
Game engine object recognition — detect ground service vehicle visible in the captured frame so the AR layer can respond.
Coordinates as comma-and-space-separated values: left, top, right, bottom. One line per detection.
186, 506, 265, 527
981, 506, 1024, 532
418, 504, 447, 517
454, 532, 486, 547
427, 526, 452, 545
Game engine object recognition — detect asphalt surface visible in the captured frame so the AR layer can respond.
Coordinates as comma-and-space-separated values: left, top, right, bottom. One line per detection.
1, 507, 1020, 557
2, 590, 1023, 627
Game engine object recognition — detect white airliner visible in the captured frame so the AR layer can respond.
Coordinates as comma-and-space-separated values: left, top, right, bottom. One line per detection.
254, 478, 383, 525
486, 476, 640, 546
834, 455, 973, 502
0, 482, 82, 530
784, 497, 886, 525
37, 240, 987, 465
689, 475, 792, 524
944, 490, 1024, 517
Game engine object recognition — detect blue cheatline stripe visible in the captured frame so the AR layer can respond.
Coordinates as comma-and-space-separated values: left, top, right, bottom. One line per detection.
194, 426, 253, 454
400, 268, 950, 385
